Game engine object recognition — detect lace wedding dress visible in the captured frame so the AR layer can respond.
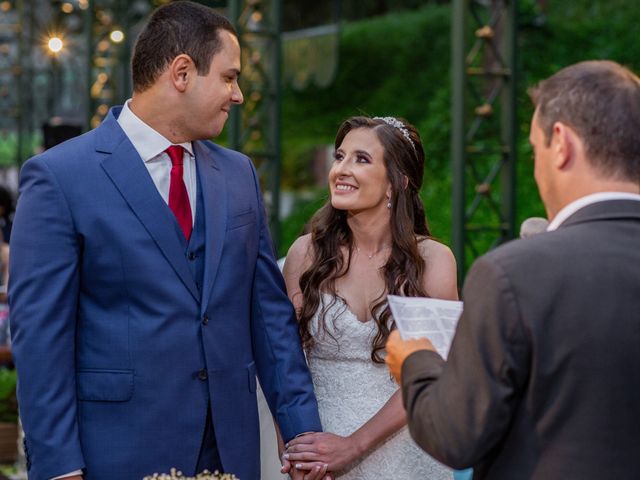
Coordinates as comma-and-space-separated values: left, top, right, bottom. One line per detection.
307, 295, 452, 479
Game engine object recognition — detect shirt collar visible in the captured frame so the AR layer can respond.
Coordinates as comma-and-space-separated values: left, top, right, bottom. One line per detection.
117, 99, 194, 162
547, 191, 640, 231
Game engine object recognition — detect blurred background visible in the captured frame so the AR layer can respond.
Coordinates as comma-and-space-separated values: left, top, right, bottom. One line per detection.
0, 0, 639, 475
2, 0, 640, 266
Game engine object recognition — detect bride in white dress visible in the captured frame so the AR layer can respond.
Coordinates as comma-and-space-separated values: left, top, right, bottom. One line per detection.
281, 116, 458, 479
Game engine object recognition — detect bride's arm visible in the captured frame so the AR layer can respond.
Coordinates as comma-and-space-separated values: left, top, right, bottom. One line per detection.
418, 238, 459, 301
284, 389, 407, 472
284, 240, 458, 471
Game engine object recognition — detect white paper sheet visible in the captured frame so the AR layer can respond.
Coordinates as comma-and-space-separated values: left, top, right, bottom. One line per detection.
387, 295, 463, 358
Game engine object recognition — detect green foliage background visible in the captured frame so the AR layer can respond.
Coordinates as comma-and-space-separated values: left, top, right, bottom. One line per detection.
277, 0, 640, 259
0, 368, 18, 423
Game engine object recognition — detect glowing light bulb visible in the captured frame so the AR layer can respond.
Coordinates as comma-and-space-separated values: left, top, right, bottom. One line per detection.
110, 30, 124, 43
48, 37, 64, 53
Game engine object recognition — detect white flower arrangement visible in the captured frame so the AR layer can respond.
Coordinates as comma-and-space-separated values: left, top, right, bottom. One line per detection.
143, 468, 239, 480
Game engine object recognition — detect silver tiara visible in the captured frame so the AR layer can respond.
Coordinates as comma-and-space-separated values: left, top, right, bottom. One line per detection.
373, 116, 416, 150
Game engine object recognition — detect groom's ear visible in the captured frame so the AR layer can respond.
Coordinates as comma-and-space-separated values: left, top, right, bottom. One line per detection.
169, 54, 195, 92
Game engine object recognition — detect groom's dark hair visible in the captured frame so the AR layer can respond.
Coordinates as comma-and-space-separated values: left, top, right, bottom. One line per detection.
131, 0, 237, 92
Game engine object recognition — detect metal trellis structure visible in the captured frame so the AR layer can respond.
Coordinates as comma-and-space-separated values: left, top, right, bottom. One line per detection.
6, 0, 520, 261
86, 0, 149, 129
228, 0, 282, 247
451, 0, 518, 280
0, 0, 26, 168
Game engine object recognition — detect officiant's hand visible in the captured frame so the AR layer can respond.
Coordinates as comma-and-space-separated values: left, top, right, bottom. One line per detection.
385, 330, 435, 383
285, 431, 361, 473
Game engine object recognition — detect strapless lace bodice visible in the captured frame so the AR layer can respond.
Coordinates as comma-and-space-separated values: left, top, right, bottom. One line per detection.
307, 295, 451, 479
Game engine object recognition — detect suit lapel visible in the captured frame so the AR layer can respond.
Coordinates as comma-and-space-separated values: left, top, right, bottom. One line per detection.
97, 111, 200, 302
194, 141, 227, 311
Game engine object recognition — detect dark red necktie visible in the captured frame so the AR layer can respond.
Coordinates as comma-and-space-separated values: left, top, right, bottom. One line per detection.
165, 145, 192, 241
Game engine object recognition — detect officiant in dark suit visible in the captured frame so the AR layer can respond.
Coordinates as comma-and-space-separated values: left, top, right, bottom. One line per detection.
385, 60, 640, 479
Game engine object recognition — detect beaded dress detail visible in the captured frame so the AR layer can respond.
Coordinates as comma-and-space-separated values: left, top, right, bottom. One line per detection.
306, 294, 451, 479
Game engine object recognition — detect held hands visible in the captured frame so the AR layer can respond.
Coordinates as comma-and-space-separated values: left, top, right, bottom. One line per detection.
285, 459, 330, 480
281, 451, 331, 480
385, 330, 436, 383
284, 432, 362, 476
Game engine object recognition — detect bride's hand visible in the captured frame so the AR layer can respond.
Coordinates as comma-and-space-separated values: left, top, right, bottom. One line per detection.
285, 432, 362, 472
282, 450, 331, 480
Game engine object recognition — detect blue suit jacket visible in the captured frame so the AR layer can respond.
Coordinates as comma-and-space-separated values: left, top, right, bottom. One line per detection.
9, 107, 321, 480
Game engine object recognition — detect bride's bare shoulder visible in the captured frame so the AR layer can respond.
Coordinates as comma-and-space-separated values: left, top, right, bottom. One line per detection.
284, 234, 315, 274
417, 236, 454, 260
287, 233, 313, 261
417, 236, 458, 300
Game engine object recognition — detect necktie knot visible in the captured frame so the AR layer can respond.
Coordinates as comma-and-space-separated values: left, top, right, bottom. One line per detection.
165, 145, 192, 241
166, 145, 184, 167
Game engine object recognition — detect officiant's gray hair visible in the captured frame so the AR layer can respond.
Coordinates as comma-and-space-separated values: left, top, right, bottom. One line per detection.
529, 60, 640, 182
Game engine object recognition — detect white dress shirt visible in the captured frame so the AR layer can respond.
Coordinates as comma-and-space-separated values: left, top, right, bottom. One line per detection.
117, 99, 197, 222
547, 192, 640, 231
50, 103, 199, 480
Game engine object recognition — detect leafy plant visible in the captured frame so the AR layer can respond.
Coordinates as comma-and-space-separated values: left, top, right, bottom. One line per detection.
278, 0, 640, 263
0, 368, 18, 424
0, 132, 42, 167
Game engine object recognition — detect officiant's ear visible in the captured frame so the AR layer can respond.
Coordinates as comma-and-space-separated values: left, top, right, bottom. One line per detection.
552, 121, 582, 171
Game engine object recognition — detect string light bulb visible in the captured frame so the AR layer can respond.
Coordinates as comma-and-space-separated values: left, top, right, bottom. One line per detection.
109, 30, 124, 43
48, 37, 64, 54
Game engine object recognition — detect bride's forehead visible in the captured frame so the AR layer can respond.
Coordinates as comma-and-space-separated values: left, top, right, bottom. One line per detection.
339, 129, 384, 153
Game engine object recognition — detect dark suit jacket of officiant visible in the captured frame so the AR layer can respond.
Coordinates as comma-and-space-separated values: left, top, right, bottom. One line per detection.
401, 199, 640, 479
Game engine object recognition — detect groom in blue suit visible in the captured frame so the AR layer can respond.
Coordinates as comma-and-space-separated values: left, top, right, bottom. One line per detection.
8, 2, 321, 479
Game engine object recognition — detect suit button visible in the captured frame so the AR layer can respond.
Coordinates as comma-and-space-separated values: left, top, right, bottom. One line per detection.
198, 369, 208, 381
202, 314, 209, 325
188, 252, 196, 260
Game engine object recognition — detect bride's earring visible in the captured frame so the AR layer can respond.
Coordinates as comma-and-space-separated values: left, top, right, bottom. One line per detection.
387, 201, 392, 209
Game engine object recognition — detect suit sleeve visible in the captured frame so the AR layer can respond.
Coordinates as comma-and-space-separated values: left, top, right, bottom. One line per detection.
400, 256, 530, 469
244, 160, 322, 442
8, 156, 85, 479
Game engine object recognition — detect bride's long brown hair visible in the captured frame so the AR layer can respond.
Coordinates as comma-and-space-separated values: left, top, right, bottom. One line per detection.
298, 116, 431, 363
